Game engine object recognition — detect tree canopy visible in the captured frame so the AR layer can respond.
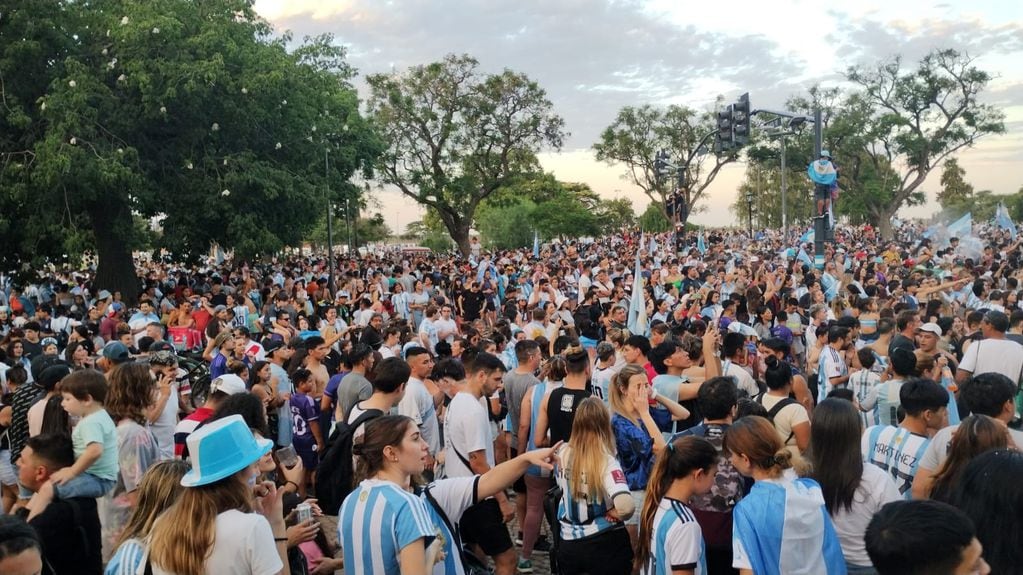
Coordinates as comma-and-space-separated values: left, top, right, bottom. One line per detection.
367, 54, 566, 255
0, 0, 379, 300
593, 103, 735, 225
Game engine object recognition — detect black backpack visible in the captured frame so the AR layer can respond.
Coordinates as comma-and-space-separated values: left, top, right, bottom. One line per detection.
755, 393, 799, 445
315, 408, 383, 514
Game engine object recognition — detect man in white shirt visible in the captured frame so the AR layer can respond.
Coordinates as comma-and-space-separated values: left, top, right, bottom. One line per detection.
444, 352, 515, 575
956, 310, 1023, 386
433, 304, 458, 344
396, 347, 440, 472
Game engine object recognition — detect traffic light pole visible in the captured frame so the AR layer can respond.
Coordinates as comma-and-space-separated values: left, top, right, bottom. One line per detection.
813, 107, 826, 270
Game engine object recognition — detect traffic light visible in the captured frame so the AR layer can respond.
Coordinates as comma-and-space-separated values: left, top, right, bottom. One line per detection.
715, 105, 734, 153
732, 93, 751, 147
654, 150, 672, 181
676, 167, 686, 190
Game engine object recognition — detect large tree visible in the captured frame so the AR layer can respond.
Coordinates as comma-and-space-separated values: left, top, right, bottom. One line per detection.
367, 54, 566, 255
937, 158, 974, 207
842, 49, 1004, 237
1, 0, 379, 301
593, 103, 736, 225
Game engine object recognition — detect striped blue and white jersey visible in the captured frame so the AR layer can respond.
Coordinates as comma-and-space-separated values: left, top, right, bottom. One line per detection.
817, 346, 848, 398
862, 378, 905, 427
421, 476, 479, 575
526, 381, 560, 477
339, 478, 437, 575
732, 471, 846, 575
862, 425, 931, 499
104, 538, 144, 575
554, 447, 631, 541
642, 498, 705, 575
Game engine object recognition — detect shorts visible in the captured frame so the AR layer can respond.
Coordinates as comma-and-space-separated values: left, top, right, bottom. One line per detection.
814, 183, 831, 201
558, 526, 633, 575
459, 497, 513, 556
0, 450, 17, 486
579, 336, 598, 351
625, 489, 646, 526
296, 448, 319, 472
509, 449, 526, 493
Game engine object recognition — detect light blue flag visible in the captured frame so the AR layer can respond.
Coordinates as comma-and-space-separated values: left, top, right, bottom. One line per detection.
797, 248, 814, 268
822, 272, 840, 302
532, 230, 539, 258
697, 232, 707, 255
649, 234, 657, 255
627, 252, 647, 336
799, 228, 814, 244
997, 204, 1017, 241
732, 478, 847, 575
779, 248, 794, 260
947, 212, 972, 239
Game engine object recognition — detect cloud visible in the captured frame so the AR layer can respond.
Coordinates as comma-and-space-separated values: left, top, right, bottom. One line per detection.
256, 0, 803, 148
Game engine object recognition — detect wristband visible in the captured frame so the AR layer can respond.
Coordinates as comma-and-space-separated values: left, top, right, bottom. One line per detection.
274, 537, 288, 542
285, 480, 299, 491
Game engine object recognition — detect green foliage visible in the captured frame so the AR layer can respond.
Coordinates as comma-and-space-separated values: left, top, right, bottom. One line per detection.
476, 199, 536, 250
638, 203, 672, 232
354, 213, 391, 245
593, 103, 734, 223
937, 158, 974, 207
731, 164, 815, 229
367, 54, 565, 255
0, 0, 380, 296
593, 198, 635, 233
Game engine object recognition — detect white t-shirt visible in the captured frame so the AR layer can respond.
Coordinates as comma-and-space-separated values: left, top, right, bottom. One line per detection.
152, 509, 282, 575
150, 379, 184, 459
397, 377, 440, 455
958, 338, 1023, 383
919, 422, 1023, 472
759, 394, 809, 455
830, 463, 900, 567
443, 392, 491, 478
721, 360, 759, 397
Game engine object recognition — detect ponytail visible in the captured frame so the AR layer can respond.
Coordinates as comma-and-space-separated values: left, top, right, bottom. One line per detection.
635, 436, 718, 569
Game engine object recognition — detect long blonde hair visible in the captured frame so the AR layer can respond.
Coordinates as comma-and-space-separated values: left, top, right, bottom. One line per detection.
609, 363, 646, 417
116, 460, 189, 548
147, 472, 254, 575
565, 397, 617, 500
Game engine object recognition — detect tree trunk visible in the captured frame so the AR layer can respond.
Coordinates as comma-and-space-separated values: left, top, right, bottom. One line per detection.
875, 206, 896, 240
89, 201, 140, 307
451, 221, 472, 256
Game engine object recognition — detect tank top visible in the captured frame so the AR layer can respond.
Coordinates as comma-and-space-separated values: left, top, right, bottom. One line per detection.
547, 386, 591, 445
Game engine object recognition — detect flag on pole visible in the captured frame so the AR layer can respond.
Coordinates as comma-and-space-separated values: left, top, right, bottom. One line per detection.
627, 251, 647, 336
996, 204, 1017, 241
822, 271, 840, 302
697, 232, 707, 255
649, 234, 658, 255
799, 229, 814, 244
946, 212, 972, 239
532, 230, 539, 258
797, 248, 813, 268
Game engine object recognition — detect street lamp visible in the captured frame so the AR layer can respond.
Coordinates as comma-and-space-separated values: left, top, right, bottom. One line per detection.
746, 191, 755, 239
324, 148, 334, 295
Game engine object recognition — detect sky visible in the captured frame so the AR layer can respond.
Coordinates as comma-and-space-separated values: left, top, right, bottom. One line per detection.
252, 0, 1023, 234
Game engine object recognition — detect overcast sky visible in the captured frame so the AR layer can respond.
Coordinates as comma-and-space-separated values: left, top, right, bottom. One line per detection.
253, 0, 1023, 233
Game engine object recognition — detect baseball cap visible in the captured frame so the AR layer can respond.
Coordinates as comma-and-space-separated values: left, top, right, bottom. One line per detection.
338, 290, 351, 298
209, 374, 247, 396
102, 341, 131, 363
262, 339, 285, 355
918, 322, 943, 337
97, 290, 112, 301
213, 305, 227, 313
148, 341, 177, 353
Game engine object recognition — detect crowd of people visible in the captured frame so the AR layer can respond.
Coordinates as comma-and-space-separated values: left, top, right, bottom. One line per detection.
1, 218, 1021, 575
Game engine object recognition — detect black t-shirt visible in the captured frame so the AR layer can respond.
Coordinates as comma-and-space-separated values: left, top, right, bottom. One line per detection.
17, 496, 103, 575
460, 290, 485, 321
889, 334, 916, 356
547, 387, 592, 445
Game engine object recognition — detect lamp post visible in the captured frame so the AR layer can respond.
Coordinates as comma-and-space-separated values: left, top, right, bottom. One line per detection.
324, 148, 334, 295
746, 190, 754, 239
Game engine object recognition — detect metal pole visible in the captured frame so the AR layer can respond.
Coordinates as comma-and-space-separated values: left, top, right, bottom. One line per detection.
345, 198, 352, 255
780, 136, 788, 241
813, 106, 825, 270
325, 148, 334, 295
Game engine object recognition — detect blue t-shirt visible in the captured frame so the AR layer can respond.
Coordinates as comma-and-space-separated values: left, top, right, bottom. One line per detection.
611, 413, 655, 491
73, 409, 118, 481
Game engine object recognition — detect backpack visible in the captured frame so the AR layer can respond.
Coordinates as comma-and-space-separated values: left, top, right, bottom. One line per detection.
314, 408, 383, 513
754, 393, 799, 445
422, 487, 494, 575
675, 424, 746, 548
543, 485, 564, 574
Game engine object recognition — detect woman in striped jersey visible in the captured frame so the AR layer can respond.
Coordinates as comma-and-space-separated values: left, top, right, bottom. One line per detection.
553, 397, 636, 575
340, 415, 441, 575
636, 435, 719, 575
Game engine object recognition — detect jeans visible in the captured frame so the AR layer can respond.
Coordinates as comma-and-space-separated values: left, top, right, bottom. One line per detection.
54, 472, 115, 499
846, 563, 878, 575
